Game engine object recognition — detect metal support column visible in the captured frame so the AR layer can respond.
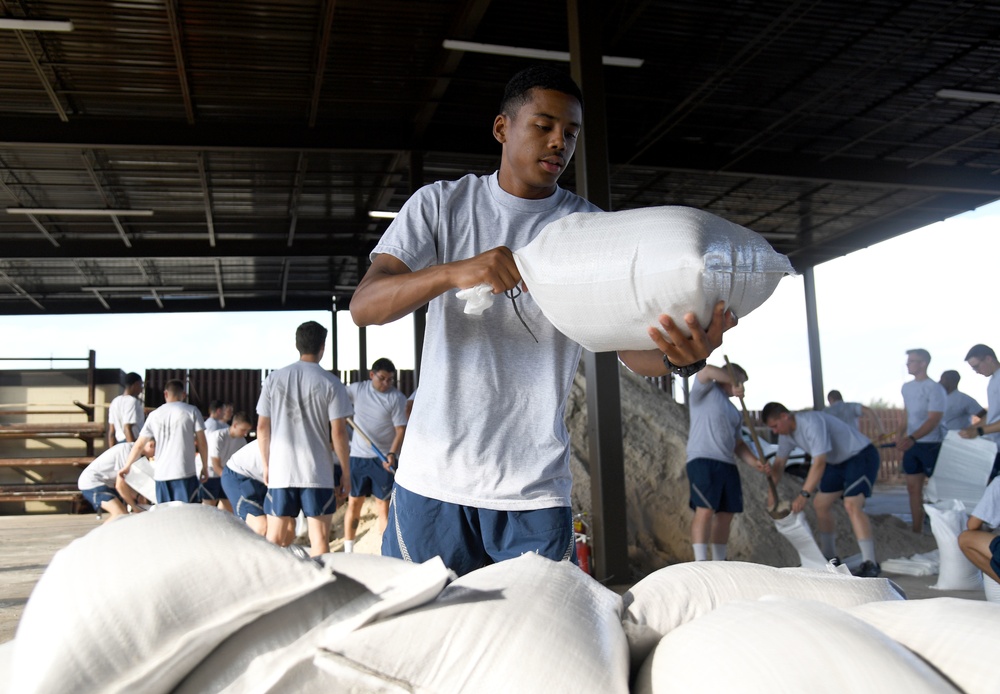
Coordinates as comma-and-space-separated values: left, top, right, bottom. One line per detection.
568, 0, 630, 584
329, 299, 339, 374
803, 267, 824, 410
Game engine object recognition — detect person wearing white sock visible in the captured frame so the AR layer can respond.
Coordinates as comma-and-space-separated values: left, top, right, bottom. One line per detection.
686, 364, 770, 564
819, 532, 837, 560
763, 402, 882, 578
344, 539, 355, 553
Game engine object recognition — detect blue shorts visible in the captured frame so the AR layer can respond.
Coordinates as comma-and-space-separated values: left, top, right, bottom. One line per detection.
155, 476, 200, 504
687, 458, 744, 513
819, 444, 881, 498
349, 456, 394, 500
265, 487, 336, 518
381, 484, 575, 577
902, 441, 941, 477
221, 467, 267, 520
196, 477, 224, 502
81, 485, 121, 510
990, 536, 1000, 579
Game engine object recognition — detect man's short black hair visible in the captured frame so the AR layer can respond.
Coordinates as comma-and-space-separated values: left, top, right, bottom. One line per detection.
500, 65, 583, 118
125, 372, 142, 386
209, 399, 225, 412
761, 401, 790, 422
940, 369, 961, 384
371, 357, 396, 374
827, 389, 842, 401
966, 344, 996, 361
296, 321, 327, 355
164, 379, 185, 397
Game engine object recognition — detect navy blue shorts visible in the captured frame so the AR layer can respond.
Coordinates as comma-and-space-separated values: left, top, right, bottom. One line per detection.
221, 467, 267, 520
196, 477, 224, 502
902, 441, 941, 477
381, 484, 575, 577
81, 485, 120, 510
155, 476, 199, 504
349, 456, 394, 500
265, 487, 336, 518
687, 458, 744, 513
990, 535, 1000, 579
819, 444, 881, 498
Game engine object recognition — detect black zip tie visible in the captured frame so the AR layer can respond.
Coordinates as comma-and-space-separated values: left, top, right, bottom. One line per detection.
505, 286, 538, 343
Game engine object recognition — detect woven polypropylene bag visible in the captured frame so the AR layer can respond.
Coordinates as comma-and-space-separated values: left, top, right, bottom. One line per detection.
514, 206, 794, 352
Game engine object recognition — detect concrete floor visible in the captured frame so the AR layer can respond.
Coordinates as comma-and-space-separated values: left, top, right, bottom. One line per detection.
0, 485, 988, 644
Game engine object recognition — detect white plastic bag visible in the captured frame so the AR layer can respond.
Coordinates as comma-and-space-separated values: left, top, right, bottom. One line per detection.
773, 511, 828, 568
924, 499, 983, 590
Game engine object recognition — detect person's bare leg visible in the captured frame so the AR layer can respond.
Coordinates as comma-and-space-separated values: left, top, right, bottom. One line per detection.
307, 514, 333, 556
375, 497, 391, 535
345, 495, 363, 542
266, 515, 296, 547
959, 530, 1000, 582
843, 494, 873, 543
245, 513, 267, 536
710, 512, 733, 544
814, 492, 838, 535
100, 498, 128, 521
906, 472, 926, 533
691, 507, 714, 560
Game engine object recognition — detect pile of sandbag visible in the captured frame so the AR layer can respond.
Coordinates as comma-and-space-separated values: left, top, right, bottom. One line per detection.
5, 506, 1000, 694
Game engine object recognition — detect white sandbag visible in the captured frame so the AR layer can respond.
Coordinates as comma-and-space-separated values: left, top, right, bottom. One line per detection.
622, 560, 903, 668
849, 598, 1000, 694
177, 554, 454, 694
634, 597, 958, 694
0, 639, 13, 694
984, 574, 1000, 603
319, 553, 630, 694
122, 454, 156, 504
11, 505, 334, 694
773, 511, 828, 568
881, 550, 940, 577
925, 431, 996, 511
514, 206, 794, 352
924, 499, 983, 590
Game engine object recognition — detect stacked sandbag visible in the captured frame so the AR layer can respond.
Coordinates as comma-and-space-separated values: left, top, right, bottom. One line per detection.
622, 560, 904, 669
849, 598, 1000, 694
772, 511, 828, 568
316, 552, 630, 694
925, 499, 983, 590
513, 206, 794, 352
9, 505, 336, 694
634, 596, 959, 693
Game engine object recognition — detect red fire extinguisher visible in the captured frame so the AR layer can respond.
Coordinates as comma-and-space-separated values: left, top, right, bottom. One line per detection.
574, 513, 592, 576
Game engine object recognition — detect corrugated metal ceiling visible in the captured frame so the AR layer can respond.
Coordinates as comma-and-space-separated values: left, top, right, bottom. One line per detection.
1, 0, 998, 314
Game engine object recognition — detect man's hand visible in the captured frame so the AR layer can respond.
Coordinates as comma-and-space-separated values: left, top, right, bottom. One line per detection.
959, 425, 978, 440
646, 301, 737, 366
896, 434, 915, 452
792, 494, 809, 514
449, 246, 522, 295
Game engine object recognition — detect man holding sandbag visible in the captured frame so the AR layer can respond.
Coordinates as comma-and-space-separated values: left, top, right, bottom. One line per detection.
350, 65, 734, 576
686, 363, 769, 562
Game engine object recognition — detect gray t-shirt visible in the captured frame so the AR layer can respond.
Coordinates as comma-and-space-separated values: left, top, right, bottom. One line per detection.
372, 172, 599, 510
226, 440, 264, 483
901, 378, 947, 442
206, 427, 248, 477
776, 411, 870, 465
986, 372, 1000, 446
686, 376, 742, 464
78, 442, 135, 490
108, 393, 144, 443
943, 390, 984, 431
346, 380, 408, 459
824, 401, 862, 429
139, 401, 206, 481
256, 360, 352, 489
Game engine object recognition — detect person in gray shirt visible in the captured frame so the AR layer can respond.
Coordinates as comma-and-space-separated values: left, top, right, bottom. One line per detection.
763, 402, 882, 577
940, 370, 985, 431
825, 390, 885, 440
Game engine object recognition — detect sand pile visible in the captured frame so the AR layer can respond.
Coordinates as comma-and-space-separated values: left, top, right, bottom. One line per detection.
566, 363, 937, 578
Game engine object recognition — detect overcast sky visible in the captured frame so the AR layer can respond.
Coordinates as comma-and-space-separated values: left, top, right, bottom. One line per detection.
1, 199, 996, 412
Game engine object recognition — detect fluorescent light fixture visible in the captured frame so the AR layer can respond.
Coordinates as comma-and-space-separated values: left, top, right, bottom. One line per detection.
936, 89, 1000, 104
443, 39, 643, 69
368, 210, 398, 219
82, 286, 183, 292
7, 208, 154, 216
0, 18, 74, 32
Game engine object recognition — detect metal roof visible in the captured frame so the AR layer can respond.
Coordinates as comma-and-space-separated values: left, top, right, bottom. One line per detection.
2, 0, 999, 315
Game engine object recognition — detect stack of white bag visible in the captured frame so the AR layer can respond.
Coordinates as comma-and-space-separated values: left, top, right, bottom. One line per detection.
9, 508, 1000, 694
461, 206, 795, 352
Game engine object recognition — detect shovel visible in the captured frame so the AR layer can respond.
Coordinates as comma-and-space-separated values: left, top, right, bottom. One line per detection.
346, 416, 395, 474
723, 355, 791, 520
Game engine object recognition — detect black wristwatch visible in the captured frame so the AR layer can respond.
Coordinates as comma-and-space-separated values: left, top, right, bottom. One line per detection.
978, 427, 985, 437
662, 354, 707, 378
799, 489, 812, 498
